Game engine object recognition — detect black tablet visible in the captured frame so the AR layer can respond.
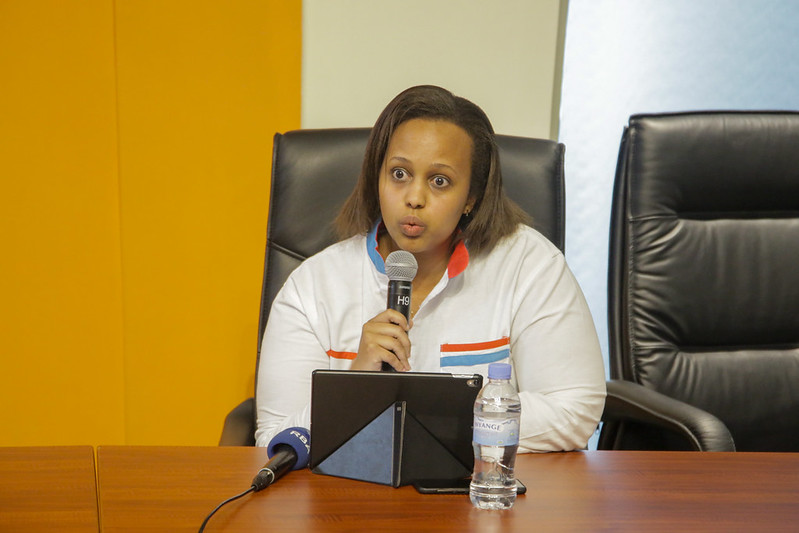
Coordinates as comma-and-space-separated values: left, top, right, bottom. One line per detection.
309, 370, 483, 487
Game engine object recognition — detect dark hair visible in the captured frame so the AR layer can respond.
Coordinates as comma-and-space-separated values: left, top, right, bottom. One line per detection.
335, 85, 529, 255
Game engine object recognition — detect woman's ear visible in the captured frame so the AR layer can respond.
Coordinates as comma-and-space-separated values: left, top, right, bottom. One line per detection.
464, 197, 476, 215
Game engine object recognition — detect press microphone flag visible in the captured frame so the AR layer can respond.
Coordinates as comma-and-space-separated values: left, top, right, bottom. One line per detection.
199, 427, 312, 531
251, 427, 310, 491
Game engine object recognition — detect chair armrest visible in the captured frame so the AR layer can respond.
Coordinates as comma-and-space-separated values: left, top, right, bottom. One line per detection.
601, 380, 736, 451
218, 397, 256, 446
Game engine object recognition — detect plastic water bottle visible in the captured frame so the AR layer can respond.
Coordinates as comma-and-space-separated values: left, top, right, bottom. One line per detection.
470, 363, 521, 510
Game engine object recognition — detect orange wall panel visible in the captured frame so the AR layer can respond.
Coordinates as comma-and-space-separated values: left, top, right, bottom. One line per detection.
0, 0, 126, 445
0, 0, 301, 446
114, 0, 301, 445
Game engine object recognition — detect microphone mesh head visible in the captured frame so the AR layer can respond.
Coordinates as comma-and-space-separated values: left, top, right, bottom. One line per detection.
386, 250, 418, 282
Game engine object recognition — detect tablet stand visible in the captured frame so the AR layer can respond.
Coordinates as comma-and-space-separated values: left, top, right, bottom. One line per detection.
312, 401, 471, 487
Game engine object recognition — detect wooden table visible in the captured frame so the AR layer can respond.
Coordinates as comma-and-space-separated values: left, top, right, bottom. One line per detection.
0, 446, 99, 532
96, 446, 799, 532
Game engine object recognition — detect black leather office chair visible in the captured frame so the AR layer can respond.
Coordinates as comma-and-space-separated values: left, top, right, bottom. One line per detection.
599, 112, 799, 452
219, 128, 566, 446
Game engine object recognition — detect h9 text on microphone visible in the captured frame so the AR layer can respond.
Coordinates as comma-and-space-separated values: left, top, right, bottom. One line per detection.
382, 250, 418, 372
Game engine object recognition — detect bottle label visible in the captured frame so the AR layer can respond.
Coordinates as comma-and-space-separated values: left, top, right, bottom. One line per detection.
473, 415, 520, 446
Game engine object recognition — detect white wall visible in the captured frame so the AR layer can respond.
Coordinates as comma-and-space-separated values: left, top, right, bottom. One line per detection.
302, 0, 564, 139
560, 0, 799, 376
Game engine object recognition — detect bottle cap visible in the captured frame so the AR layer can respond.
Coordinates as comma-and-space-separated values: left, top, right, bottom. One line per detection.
488, 363, 512, 380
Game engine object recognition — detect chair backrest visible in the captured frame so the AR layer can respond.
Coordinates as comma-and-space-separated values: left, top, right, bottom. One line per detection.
607, 112, 799, 451
256, 127, 565, 358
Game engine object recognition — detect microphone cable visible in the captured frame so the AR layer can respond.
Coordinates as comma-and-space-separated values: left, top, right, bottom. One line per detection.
198, 485, 255, 533
197, 464, 283, 532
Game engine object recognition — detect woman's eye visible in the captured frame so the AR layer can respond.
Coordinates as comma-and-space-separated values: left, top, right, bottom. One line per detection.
432, 175, 450, 188
391, 168, 407, 180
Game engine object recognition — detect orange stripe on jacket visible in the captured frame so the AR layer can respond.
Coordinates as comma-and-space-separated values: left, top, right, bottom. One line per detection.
327, 349, 357, 360
440, 336, 510, 353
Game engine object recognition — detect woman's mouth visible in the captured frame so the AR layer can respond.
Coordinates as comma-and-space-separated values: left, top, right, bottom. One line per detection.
399, 216, 425, 237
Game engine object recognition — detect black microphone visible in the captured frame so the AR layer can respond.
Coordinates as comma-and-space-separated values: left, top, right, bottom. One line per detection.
382, 250, 418, 372
251, 427, 310, 491
198, 427, 312, 532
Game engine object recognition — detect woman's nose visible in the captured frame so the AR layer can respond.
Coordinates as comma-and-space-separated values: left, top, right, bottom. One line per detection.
404, 179, 426, 208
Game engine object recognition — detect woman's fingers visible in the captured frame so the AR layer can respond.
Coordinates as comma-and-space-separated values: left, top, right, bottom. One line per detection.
350, 310, 412, 371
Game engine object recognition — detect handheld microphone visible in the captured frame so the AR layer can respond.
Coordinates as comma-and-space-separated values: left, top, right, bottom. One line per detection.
251, 427, 310, 491
382, 251, 418, 372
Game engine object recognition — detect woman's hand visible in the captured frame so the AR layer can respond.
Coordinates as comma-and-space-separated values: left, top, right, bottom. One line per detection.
350, 309, 412, 372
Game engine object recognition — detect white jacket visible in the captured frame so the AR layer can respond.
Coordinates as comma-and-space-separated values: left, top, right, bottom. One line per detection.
255, 223, 606, 452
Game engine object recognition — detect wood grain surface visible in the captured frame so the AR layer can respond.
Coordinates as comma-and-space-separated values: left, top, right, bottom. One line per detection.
95, 447, 799, 532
